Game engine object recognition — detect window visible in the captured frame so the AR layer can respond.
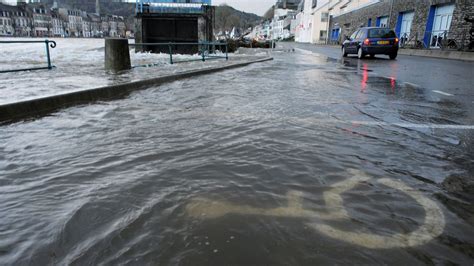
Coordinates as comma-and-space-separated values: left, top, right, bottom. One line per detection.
320, 30, 327, 40
350, 30, 359, 40
321, 12, 329, 22
368, 28, 396, 38
378, 16, 389, 28
355, 30, 365, 40
312, 0, 317, 8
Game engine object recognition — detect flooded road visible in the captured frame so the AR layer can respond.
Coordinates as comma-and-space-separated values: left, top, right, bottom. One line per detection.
1, 50, 473, 265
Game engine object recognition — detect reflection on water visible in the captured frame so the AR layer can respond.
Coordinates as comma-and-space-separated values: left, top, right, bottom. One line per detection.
0, 51, 473, 265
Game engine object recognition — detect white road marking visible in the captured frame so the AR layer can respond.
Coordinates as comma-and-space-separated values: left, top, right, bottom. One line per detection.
432, 90, 454, 96
186, 169, 446, 249
309, 170, 445, 249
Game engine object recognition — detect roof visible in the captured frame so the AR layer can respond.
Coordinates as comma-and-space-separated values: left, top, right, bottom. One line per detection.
0, 3, 20, 13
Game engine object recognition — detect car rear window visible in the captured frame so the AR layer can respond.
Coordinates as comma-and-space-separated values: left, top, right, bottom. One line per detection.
368, 29, 396, 38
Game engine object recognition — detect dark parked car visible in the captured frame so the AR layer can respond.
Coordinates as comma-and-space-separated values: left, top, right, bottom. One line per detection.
342, 27, 399, 59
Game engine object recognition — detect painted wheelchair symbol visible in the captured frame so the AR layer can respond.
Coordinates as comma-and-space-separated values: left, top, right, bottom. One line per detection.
185, 169, 445, 249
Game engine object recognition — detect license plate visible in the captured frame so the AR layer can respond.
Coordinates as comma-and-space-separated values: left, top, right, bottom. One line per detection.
377, 41, 390, 45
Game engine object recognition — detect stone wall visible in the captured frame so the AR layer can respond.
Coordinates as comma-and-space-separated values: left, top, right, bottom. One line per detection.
329, 0, 473, 48
450, 0, 474, 41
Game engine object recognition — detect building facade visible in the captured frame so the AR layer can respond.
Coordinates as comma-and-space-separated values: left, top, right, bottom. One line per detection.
0, 4, 15, 36
81, 11, 91, 38
108, 15, 118, 37
30, 4, 52, 37
117, 16, 126, 37
329, 0, 473, 49
100, 15, 109, 37
0, 2, 135, 38
311, 0, 330, 44
12, 4, 32, 37
273, 3, 299, 40
89, 13, 101, 37
51, 9, 65, 37
295, 0, 379, 44
294, 0, 312, 42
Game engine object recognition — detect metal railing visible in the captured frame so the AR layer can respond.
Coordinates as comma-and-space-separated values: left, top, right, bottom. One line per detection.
399, 30, 473, 51
398, 32, 425, 49
136, 0, 211, 14
129, 42, 228, 67
0, 39, 57, 74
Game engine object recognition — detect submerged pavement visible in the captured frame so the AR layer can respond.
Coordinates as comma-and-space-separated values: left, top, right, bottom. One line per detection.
0, 47, 473, 265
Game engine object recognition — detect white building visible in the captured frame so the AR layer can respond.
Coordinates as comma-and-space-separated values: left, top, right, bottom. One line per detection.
311, 0, 330, 44
30, 5, 52, 37
81, 11, 91, 37
272, 8, 297, 40
59, 8, 82, 37
295, 0, 314, 43
296, 0, 377, 44
108, 15, 118, 37
51, 10, 65, 37
0, 7, 14, 36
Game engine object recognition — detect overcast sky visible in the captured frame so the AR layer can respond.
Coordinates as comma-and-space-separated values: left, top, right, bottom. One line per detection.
2, 0, 275, 16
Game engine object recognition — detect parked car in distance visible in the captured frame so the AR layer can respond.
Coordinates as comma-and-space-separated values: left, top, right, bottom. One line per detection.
342, 27, 399, 60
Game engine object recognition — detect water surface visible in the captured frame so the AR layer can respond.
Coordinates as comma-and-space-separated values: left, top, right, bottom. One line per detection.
1, 50, 473, 265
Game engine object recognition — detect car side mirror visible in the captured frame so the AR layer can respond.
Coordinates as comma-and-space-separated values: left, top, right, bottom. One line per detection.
345, 36, 350, 41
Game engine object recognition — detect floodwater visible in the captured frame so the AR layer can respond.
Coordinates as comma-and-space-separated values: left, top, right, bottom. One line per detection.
1, 50, 473, 265
0, 38, 256, 104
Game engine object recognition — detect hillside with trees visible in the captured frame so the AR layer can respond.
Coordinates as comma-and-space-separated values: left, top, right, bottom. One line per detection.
214, 4, 262, 33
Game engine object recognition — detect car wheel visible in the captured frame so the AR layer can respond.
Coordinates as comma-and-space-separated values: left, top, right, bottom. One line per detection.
342, 47, 348, 57
357, 47, 365, 59
389, 53, 398, 60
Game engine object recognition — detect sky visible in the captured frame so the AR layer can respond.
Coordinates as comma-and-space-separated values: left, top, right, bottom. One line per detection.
1, 0, 275, 16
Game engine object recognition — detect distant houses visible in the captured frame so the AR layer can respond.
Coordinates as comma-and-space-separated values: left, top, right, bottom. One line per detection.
0, 2, 132, 38
248, 0, 472, 51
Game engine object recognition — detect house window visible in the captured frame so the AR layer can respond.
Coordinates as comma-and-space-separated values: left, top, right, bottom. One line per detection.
321, 12, 329, 22
312, 0, 317, 8
320, 30, 327, 40
430, 4, 455, 48
377, 16, 389, 27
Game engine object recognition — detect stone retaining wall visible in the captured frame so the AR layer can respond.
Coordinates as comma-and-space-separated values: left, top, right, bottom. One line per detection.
330, 0, 473, 48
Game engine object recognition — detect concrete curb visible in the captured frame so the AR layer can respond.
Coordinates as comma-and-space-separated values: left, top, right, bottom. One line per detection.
0, 57, 273, 124
397, 49, 474, 62
292, 43, 474, 62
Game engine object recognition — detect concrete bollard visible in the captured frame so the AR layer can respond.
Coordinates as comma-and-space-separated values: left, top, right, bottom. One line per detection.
105, 38, 131, 72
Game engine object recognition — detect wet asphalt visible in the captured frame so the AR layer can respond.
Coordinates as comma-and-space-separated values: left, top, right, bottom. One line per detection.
284, 42, 474, 105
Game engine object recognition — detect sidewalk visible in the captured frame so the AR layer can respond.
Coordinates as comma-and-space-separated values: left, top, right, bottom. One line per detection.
398, 48, 474, 62
287, 42, 474, 62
